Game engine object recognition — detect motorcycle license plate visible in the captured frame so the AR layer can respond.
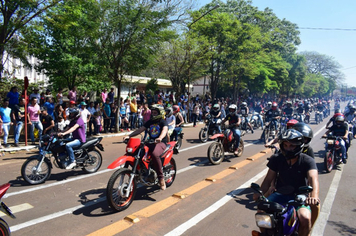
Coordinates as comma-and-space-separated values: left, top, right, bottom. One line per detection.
327, 140, 334, 145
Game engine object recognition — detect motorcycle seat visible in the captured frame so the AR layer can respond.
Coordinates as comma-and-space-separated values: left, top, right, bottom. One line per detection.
74, 137, 99, 150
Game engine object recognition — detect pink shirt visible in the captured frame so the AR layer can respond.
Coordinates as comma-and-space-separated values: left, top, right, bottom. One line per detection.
101, 92, 108, 103
68, 90, 76, 102
143, 109, 151, 122
28, 104, 40, 121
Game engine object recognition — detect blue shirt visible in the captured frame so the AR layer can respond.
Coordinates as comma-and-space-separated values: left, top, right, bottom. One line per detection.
103, 103, 111, 117
7, 92, 19, 106
43, 102, 55, 118
0, 107, 12, 123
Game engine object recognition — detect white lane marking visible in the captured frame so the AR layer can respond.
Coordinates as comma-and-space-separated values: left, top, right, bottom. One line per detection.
311, 167, 343, 236
0, 203, 33, 217
165, 168, 269, 236
10, 197, 106, 232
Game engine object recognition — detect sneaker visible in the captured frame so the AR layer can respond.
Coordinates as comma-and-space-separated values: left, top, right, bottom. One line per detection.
159, 178, 166, 190
234, 149, 239, 155
251, 129, 254, 134
66, 161, 76, 170
14, 143, 20, 147
127, 128, 130, 132
4, 144, 10, 148
343, 158, 347, 164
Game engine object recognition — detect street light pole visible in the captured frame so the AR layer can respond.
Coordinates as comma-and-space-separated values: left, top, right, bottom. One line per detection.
187, 4, 219, 102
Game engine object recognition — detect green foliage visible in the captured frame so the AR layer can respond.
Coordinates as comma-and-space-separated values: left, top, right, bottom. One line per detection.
145, 78, 158, 94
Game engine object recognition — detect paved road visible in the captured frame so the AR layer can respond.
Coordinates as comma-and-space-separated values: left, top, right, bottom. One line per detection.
1, 104, 355, 236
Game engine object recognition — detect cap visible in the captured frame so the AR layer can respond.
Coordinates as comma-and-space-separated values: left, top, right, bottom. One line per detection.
80, 101, 87, 106
70, 101, 76, 105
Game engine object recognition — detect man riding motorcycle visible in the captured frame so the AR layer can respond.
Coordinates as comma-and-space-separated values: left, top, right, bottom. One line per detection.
283, 101, 294, 119
254, 129, 320, 236
344, 104, 356, 138
252, 101, 264, 129
238, 102, 254, 133
208, 104, 222, 133
322, 115, 348, 164
172, 105, 184, 141
296, 102, 305, 122
292, 122, 315, 158
264, 102, 281, 135
221, 104, 241, 155
58, 108, 86, 169
124, 104, 169, 190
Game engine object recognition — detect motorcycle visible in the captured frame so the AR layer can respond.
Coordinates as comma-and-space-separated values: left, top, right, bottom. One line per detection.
322, 135, 345, 173
207, 125, 244, 165
240, 115, 253, 134
106, 138, 177, 212
304, 112, 310, 124
347, 121, 354, 147
251, 183, 318, 236
292, 113, 304, 123
279, 115, 289, 134
315, 111, 323, 124
21, 134, 104, 185
170, 127, 184, 150
250, 112, 263, 129
262, 118, 279, 144
0, 183, 16, 236
199, 114, 222, 143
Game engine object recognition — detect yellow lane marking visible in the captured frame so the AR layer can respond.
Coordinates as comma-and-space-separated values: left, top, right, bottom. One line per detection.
0, 203, 33, 217
87, 147, 271, 236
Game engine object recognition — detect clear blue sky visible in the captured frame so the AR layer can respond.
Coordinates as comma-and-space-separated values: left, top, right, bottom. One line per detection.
198, 0, 356, 87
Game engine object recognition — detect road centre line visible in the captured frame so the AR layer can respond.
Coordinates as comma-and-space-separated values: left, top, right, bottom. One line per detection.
164, 168, 269, 236
0, 203, 33, 217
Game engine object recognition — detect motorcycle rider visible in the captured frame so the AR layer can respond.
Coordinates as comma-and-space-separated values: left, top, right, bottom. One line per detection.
296, 102, 305, 122
283, 101, 294, 119
252, 101, 264, 129
326, 109, 344, 129
344, 104, 356, 138
238, 102, 254, 133
316, 102, 324, 122
304, 100, 311, 123
254, 129, 320, 236
172, 105, 184, 141
124, 104, 168, 190
262, 102, 281, 139
58, 107, 86, 169
165, 107, 175, 139
322, 115, 348, 164
208, 103, 222, 133
221, 104, 241, 155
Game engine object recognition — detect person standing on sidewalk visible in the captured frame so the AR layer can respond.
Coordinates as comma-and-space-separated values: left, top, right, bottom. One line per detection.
0, 99, 12, 148
68, 86, 77, 103
79, 102, 91, 136
192, 101, 200, 127
12, 97, 26, 147
102, 98, 111, 133
27, 97, 43, 144
130, 98, 138, 129
87, 102, 97, 136
7, 86, 19, 110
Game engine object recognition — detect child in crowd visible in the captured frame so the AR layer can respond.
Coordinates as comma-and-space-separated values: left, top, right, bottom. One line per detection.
94, 111, 102, 134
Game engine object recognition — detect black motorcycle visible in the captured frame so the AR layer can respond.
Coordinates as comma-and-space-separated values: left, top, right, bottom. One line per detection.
262, 118, 279, 144
170, 127, 184, 150
199, 114, 222, 143
21, 134, 104, 185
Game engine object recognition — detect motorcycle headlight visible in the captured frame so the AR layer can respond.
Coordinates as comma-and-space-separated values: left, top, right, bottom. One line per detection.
255, 213, 274, 229
127, 148, 133, 153
327, 140, 334, 145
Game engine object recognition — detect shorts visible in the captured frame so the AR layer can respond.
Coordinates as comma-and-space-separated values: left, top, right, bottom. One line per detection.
267, 192, 311, 211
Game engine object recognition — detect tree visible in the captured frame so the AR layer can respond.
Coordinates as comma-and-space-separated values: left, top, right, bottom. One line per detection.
0, 0, 60, 77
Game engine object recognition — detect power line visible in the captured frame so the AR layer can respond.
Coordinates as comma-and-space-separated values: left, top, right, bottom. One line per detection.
298, 27, 356, 31
342, 65, 356, 70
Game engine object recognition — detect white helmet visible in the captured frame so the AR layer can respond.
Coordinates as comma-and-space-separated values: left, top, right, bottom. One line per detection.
241, 102, 247, 107
228, 104, 237, 115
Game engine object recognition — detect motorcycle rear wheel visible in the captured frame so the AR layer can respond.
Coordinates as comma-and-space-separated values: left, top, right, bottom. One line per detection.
0, 218, 10, 236
164, 158, 177, 188
106, 168, 137, 212
324, 151, 334, 173
207, 142, 224, 165
82, 149, 102, 173
21, 157, 51, 185
199, 129, 208, 143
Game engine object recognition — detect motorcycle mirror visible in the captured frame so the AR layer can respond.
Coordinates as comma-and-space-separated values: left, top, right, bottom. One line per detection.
251, 183, 261, 190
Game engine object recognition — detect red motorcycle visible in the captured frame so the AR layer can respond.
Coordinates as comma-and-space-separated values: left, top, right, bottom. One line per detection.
0, 183, 16, 236
106, 138, 177, 212
207, 126, 244, 165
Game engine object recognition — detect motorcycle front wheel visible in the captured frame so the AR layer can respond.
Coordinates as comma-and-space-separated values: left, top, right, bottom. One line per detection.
199, 129, 208, 143
0, 218, 10, 236
235, 139, 244, 157
164, 158, 177, 188
207, 142, 224, 165
21, 157, 51, 185
82, 149, 103, 173
324, 151, 334, 173
106, 168, 137, 212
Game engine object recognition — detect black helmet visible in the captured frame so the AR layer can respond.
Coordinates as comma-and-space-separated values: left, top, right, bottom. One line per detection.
68, 108, 80, 120
292, 122, 313, 147
335, 115, 345, 126
334, 109, 341, 114
278, 129, 305, 159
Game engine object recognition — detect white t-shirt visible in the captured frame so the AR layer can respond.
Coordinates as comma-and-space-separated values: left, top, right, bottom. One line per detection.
80, 108, 91, 123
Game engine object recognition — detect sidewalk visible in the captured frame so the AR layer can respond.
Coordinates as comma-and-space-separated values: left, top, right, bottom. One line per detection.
0, 122, 202, 153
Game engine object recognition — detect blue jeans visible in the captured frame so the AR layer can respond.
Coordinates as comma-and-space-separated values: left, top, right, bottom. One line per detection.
130, 113, 137, 129
257, 114, 264, 129
65, 138, 82, 163
14, 121, 24, 144
213, 118, 222, 133
2, 123, 10, 144
137, 118, 143, 128
172, 127, 183, 141
232, 128, 241, 148
30, 121, 43, 142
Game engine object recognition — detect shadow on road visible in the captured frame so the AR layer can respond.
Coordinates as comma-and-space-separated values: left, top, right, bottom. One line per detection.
232, 188, 257, 211
328, 221, 356, 235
